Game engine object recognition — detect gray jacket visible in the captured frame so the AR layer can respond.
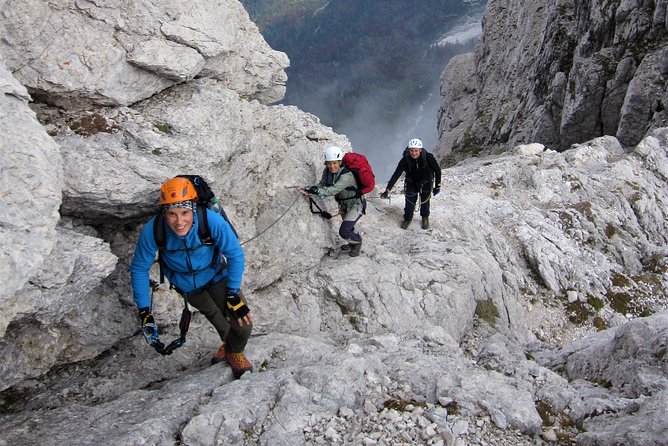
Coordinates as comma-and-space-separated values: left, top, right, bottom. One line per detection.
316, 167, 364, 214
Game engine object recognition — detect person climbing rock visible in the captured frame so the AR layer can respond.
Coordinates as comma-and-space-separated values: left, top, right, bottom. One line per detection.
380, 138, 442, 230
130, 177, 253, 378
301, 146, 366, 257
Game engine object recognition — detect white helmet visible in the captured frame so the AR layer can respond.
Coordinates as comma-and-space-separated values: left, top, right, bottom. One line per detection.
407, 138, 423, 149
324, 146, 344, 162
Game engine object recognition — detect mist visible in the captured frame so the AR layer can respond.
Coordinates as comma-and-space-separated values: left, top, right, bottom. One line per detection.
337, 84, 442, 181
284, 14, 483, 181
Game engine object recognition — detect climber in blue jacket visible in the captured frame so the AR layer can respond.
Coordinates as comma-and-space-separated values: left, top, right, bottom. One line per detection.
130, 177, 252, 378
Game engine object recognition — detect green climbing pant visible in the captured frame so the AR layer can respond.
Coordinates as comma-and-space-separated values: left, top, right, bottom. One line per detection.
186, 278, 252, 353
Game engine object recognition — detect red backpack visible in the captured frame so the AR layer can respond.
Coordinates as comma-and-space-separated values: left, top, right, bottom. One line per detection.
342, 152, 376, 195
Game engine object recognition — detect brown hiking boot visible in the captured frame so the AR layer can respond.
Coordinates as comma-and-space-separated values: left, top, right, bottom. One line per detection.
225, 351, 253, 378
211, 344, 227, 365
421, 217, 430, 230
349, 242, 362, 257
340, 243, 352, 251
400, 219, 412, 229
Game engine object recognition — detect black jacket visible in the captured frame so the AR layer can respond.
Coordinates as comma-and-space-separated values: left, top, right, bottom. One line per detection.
387, 149, 442, 190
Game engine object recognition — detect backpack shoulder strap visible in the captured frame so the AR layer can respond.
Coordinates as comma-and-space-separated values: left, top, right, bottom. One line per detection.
196, 205, 213, 245
152, 207, 217, 285
339, 166, 363, 197
152, 211, 166, 284
196, 206, 222, 272
153, 211, 166, 249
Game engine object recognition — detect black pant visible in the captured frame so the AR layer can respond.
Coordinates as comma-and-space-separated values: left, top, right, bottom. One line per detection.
404, 181, 432, 220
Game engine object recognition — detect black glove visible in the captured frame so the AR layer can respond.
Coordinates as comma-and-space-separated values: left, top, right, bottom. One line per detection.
138, 307, 153, 325
303, 186, 319, 195
226, 290, 250, 320
380, 190, 390, 199
433, 187, 441, 196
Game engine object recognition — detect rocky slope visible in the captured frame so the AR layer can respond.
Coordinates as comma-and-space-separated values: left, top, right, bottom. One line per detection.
0, 1, 667, 445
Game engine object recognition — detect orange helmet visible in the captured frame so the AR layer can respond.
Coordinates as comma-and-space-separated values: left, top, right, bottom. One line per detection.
159, 177, 198, 204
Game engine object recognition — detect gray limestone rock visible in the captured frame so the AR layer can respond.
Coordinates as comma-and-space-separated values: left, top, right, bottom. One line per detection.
0, 63, 63, 336
0, 0, 288, 108
127, 39, 206, 82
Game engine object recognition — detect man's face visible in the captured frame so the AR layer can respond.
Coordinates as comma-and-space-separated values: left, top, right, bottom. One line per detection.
164, 207, 194, 236
326, 160, 342, 173
409, 148, 421, 159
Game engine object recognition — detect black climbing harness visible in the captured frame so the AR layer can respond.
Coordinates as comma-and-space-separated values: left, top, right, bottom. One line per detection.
302, 186, 367, 219
307, 196, 333, 219
404, 181, 434, 213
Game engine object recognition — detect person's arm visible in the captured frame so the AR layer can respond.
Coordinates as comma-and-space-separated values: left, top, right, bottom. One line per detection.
207, 210, 250, 325
301, 169, 328, 196
316, 170, 357, 196
428, 153, 442, 189
130, 217, 159, 311
386, 158, 407, 190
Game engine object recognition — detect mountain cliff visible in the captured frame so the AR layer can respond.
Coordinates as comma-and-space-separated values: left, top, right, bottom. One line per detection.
0, 1, 666, 445
438, 0, 668, 163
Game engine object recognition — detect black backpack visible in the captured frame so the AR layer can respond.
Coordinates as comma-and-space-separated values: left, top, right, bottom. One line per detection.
153, 175, 238, 284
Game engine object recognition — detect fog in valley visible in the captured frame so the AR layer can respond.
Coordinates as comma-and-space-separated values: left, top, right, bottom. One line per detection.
290, 17, 482, 179
245, 2, 485, 179
336, 18, 483, 179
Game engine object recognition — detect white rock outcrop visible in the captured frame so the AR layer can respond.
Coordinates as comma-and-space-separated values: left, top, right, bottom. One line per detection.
0, 63, 64, 335
0, 0, 288, 107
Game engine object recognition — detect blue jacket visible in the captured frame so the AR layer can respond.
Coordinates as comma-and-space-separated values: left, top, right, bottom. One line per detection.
130, 208, 244, 310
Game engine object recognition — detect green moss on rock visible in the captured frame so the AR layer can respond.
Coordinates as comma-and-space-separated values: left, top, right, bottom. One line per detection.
475, 299, 500, 326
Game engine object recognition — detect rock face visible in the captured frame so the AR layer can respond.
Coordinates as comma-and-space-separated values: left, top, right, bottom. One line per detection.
0, 1, 667, 446
0, 0, 288, 107
438, 0, 668, 161
0, 64, 64, 334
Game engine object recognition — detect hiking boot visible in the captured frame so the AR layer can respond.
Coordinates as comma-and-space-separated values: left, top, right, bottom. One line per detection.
421, 217, 430, 230
340, 243, 352, 251
210, 344, 227, 365
400, 219, 412, 229
225, 351, 253, 378
349, 242, 362, 257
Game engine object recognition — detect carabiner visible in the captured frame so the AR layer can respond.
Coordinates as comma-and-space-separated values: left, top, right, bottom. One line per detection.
142, 322, 159, 345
